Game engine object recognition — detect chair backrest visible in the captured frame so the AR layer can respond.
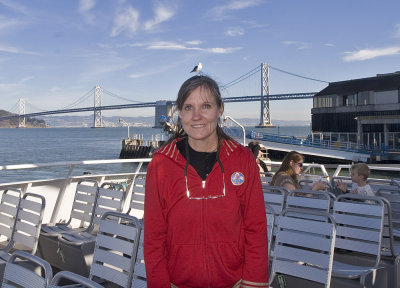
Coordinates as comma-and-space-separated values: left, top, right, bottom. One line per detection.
285, 190, 332, 221
2, 250, 52, 288
131, 219, 146, 287
89, 182, 126, 231
0, 188, 21, 250
260, 172, 273, 185
264, 204, 275, 258
262, 185, 288, 216
377, 196, 396, 257
367, 178, 400, 194
377, 188, 400, 248
11, 192, 45, 255
67, 179, 98, 229
127, 175, 146, 219
51, 271, 103, 288
333, 194, 385, 268
89, 211, 140, 288
270, 208, 336, 288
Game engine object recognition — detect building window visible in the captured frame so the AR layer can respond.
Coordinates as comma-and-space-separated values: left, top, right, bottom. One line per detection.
343, 94, 356, 106
358, 91, 373, 105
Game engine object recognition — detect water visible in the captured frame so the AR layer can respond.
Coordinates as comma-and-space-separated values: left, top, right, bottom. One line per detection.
0, 126, 311, 182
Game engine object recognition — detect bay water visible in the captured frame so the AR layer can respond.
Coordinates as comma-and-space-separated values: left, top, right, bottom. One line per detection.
0, 126, 310, 182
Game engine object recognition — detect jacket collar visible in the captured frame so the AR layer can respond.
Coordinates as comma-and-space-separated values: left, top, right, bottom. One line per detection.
157, 138, 240, 162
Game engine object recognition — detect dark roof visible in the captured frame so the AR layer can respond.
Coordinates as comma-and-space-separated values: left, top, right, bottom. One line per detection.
315, 72, 400, 96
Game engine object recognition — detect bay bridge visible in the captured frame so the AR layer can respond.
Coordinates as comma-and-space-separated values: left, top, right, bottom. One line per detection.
2, 63, 323, 128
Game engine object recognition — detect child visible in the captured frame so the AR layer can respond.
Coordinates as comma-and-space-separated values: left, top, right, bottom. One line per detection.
337, 163, 374, 196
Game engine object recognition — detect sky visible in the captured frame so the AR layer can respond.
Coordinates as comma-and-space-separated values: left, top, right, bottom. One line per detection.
1, 0, 400, 123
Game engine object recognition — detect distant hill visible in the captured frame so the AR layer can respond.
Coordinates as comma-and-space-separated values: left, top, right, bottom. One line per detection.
0, 110, 47, 128
42, 115, 310, 127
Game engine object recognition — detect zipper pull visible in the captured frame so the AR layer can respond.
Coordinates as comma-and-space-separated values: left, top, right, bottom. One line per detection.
202, 180, 205, 189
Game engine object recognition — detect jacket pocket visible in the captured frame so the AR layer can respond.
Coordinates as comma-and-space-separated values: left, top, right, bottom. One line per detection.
168, 244, 206, 287
208, 243, 244, 285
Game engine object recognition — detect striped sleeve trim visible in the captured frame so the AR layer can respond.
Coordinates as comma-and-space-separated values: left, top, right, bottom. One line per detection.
241, 280, 269, 288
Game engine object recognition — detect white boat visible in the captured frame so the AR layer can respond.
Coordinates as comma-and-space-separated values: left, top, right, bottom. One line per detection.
0, 158, 399, 287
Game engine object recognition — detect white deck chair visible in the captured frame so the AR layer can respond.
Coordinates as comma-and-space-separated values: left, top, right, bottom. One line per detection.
265, 204, 275, 260
51, 270, 103, 288
0, 192, 45, 260
1, 251, 52, 288
269, 208, 336, 288
131, 219, 146, 288
126, 175, 146, 219
38, 179, 98, 269
262, 185, 288, 217
367, 178, 400, 194
40, 179, 99, 235
260, 172, 273, 185
89, 211, 140, 287
285, 190, 332, 221
56, 182, 126, 276
0, 189, 22, 250
375, 196, 400, 288
376, 187, 400, 238
331, 194, 387, 288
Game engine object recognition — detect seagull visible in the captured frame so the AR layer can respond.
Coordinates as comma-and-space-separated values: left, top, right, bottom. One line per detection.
190, 62, 202, 75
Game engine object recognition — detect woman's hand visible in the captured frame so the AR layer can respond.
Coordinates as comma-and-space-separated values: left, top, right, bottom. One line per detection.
312, 180, 328, 191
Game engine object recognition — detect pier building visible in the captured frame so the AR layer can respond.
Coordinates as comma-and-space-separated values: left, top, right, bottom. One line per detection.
311, 72, 400, 161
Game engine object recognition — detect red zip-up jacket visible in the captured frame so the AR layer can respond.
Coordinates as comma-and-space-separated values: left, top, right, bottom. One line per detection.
144, 138, 269, 288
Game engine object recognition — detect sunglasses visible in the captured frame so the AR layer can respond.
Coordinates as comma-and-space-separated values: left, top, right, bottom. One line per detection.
185, 172, 226, 200
295, 162, 303, 168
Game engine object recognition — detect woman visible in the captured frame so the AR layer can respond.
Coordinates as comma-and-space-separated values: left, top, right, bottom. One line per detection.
247, 141, 269, 172
144, 75, 269, 287
270, 151, 326, 191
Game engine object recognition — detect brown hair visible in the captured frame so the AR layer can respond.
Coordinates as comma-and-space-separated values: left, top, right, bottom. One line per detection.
165, 75, 232, 145
270, 151, 304, 186
351, 163, 370, 180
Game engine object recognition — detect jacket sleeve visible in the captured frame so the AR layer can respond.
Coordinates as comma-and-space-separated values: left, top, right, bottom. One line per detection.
240, 152, 269, 287
143, 157, 171, 287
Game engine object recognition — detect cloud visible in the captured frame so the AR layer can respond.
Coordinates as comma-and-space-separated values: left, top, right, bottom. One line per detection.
343, 46, 400, 62
111, 6, 140, 37
145, 41, 241, 54
225, 27, 244, 37
323, 43, 336, 47
0, 15, 24, 30
0, 44, 39, 55
0, 0, 30, 15
128, 62, 179, 79
144, 2, 176, 31
207, 0, 262, 20
185, 40, 202, 45
78, 0, 96, 12
147, 41, 201, 51
78, 0, 96, 24
282, 41, 310, 50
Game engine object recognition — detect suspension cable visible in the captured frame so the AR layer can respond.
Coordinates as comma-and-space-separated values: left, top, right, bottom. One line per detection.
269, 65, 329, 83
102, 88, 146, 103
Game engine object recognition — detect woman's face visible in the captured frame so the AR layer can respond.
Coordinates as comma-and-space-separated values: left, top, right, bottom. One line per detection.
179, 86, 223, 152
290, 159, 303, 175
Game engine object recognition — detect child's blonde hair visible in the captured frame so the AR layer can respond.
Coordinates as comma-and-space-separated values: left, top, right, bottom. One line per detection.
351, 163, 370, 180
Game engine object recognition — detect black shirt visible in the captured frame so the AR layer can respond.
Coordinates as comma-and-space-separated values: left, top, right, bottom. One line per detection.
177, 138, 217, 180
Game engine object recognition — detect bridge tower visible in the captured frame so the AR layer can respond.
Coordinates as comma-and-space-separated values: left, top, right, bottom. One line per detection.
18, 98, 26, 128
256, 63, 274, 128
93, 85, 104, 128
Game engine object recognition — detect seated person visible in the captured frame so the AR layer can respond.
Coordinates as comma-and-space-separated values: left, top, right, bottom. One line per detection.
247, 141, 269, 172
336, 163, 374, 196
270, 151, 327, 191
